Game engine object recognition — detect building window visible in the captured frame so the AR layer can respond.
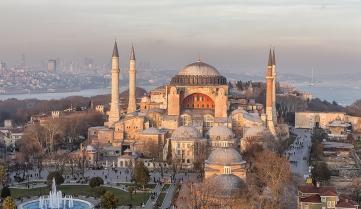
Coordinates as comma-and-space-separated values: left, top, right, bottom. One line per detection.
203, 114, 214, 128
326, 201, 335, 208
180, 114, 192, 126
224, 166, 231, 174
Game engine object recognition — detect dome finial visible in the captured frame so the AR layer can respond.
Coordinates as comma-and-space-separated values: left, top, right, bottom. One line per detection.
197, 53, 201, 62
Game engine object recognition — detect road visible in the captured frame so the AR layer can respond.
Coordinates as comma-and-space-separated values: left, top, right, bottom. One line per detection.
286, 128, 312, 178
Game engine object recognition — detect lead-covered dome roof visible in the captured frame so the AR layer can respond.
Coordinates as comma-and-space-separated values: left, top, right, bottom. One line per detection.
178, 61, 220, 76
208, 126, 234, 141
206, 148, 245, 165
172, 126, 201, 140
170, 60, 227, 85
206, 174, 245, 197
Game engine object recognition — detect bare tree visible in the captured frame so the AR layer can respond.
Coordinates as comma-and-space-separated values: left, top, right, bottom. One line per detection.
43, 118, 63, 153
252, 150, 292, 209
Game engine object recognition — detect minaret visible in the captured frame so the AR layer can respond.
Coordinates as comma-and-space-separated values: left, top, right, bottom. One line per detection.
108, 41, 120, 126
127, 45, 137, 113
266, 48, 276, 135
272, 49, 277, 124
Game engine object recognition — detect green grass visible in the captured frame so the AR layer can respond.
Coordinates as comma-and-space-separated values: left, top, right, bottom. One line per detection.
153, 192, 166, 209
161, 184, 170, 192
116, 182, 156, 189
10, 185, 150, 206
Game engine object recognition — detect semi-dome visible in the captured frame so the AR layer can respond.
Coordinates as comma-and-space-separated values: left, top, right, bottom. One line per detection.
206, 174, 245, 197
208, 126, 234, 141
170, 60, 227, 85
206, 148, 245, 165
178, 61, 220, 76
172, 126, 201, 140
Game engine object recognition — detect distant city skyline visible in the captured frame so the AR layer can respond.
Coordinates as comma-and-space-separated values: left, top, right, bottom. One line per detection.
0, 0, 360, 75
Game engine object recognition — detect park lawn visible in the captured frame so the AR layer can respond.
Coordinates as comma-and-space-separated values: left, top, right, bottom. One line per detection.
161, 184, 170, 192
153, 192, 166, 209
117, 182, 156, 189
11, 185, 150, 206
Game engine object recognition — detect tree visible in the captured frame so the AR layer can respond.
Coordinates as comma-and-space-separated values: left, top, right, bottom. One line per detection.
352, 178, 361, 204
43, 118, 63, 153
252, 150, 292, 209
100, 191, 118, 209
0, 165, 6, 185
166, 139, 172, 165
94, 187, 106, 198
133, 160, 150, 190
127, 186, 135, 201
3, 196, 17, 209
47, 171, 64, 186
21, 124, 46, 178
89, 177, 104, 188
312, 162, 331, 182
1, 186, 11, 198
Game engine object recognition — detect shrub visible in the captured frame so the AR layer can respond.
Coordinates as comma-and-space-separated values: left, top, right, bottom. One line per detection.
89, 176, 104, 188
47, 171, 64, 186
1, 186, 11, 198
94, 187, 106, 197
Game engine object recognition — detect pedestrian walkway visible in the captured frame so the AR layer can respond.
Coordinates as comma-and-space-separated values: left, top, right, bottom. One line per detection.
160, 183, 177, 209
144, 183, 163, 209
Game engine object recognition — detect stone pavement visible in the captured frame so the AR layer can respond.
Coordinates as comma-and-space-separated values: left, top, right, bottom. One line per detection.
144, 183, 163, 209
287, 128, 312, 178
160, 183, 177, 209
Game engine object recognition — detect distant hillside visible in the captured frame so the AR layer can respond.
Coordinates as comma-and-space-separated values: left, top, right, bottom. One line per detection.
0, 87, 147, 126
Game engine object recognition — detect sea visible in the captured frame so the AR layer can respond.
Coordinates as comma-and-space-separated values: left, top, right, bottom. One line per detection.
0, 84, 359, 106
0, 85, 157, 102
292, 84, 360, 106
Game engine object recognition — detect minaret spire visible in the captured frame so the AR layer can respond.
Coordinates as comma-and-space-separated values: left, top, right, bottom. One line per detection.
272, 48, 276, 66
107, 41, 120, 127
127, 44, 137, 113
112, 41, 119, 57
266, 47, 276, 136
268, 48, 273, 66
130, 44, 135, 60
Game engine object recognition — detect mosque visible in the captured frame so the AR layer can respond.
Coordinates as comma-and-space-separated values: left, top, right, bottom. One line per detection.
83, 41, 284, 193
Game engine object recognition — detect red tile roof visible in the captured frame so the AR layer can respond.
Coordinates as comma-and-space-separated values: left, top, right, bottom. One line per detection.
336, 196, 359, 209
336, 200, 357, 209
300, 194, 321, 203
298, 184, 337, 196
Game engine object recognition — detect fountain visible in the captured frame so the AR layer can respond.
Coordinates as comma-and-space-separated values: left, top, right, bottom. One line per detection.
19, 178, 93, 209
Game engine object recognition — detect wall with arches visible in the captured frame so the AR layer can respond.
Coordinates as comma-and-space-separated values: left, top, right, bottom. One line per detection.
182, 93, 215, 109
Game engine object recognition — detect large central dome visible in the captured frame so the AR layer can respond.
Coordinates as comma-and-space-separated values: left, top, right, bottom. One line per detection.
178, 61, 220, 76
170, 60, 227, 85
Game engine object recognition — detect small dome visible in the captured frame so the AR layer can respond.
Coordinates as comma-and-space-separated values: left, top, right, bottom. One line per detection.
142, 127, 160, 135
208, 126, 234, 141
172, 126, 201, 140
207, 148, 244, 165
178, 61, 220, 76
243, 126, 265, 138
206, 174, 245, 197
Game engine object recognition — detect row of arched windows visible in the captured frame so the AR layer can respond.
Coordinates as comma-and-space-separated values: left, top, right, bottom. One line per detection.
170, 75, 227, 85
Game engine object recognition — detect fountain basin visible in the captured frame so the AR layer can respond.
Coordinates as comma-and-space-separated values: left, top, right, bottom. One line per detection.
19, 199, 93, 209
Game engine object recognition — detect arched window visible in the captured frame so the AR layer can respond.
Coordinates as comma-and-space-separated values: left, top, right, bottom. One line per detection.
203, 114, 214, 129
180, 114, 192, 126
224, 166, 232, 174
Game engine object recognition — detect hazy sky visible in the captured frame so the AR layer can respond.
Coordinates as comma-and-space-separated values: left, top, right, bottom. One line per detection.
0, 0, 361, 75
